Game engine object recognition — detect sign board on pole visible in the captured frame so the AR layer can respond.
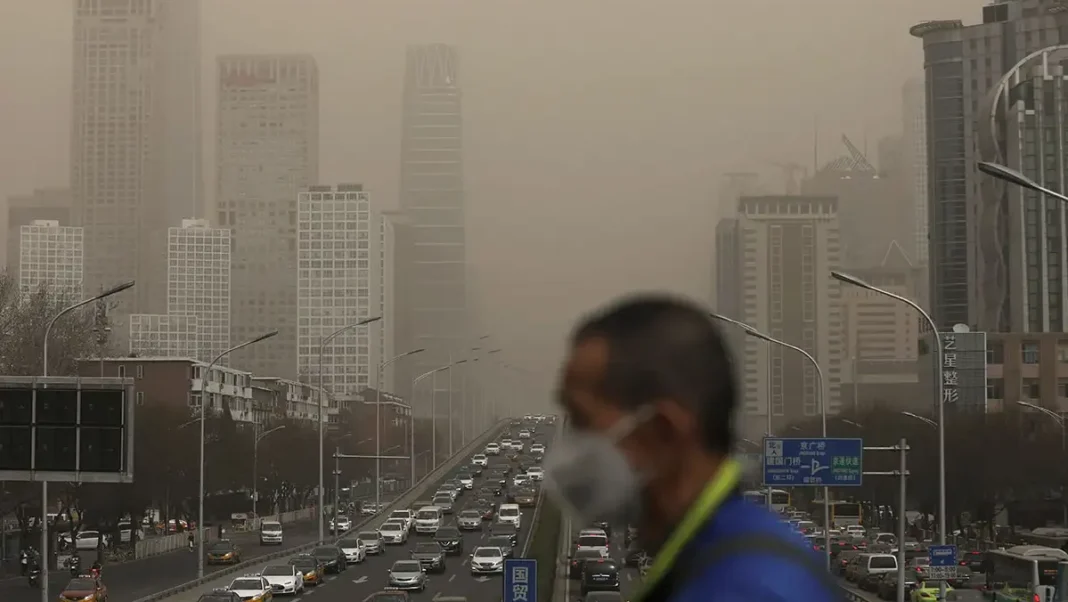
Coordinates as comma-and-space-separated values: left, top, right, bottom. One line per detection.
927, 544, 958, 580
0, 376, 135, 483
503, 558, 536, 602
762, 437, 863, 486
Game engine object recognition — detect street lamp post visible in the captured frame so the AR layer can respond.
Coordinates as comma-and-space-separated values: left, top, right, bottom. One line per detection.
315, 316, 381, 541
197, 330, 278, 579
375, 349, 425, 512
832, 271, 948, 548
39, 280, 134, 602
711, 313, 831, 569
978, 161, 1068, 203
901, 412, 938, 429
473, 350, 502, 443
411, 361, 467, 484
252, 425, 286, 523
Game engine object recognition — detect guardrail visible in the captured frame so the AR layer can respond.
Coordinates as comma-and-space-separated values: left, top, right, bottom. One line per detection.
132, 420, 510, 602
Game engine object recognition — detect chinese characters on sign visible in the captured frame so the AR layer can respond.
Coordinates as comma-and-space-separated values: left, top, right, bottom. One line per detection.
762, 437, 863, 487
504, 559, 536, 602
941, 333, 959, 404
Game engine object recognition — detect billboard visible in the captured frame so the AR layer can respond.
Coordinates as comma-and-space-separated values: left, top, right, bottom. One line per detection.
0, 376, 135, 483
939, 330, 988, 412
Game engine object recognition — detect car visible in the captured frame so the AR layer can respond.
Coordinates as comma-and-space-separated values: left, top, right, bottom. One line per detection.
490, 522, 519, 546
432, 494, 455, 514
288, 554, 325, 587
443, 480, 463, 495
497, 504, 522, 529
435, 488, 458, 502
480, 484, 502, 498
530, 443, 546, 455
198, 589, 242, 602
584, 592, 625, 602
336, 537, 367, 564
379, 520, 409, 544
259, 521, 284, 546
311, 545, 347, 573
476, 499, 497, 520
388, 509, 414, 532
260, 564, 304, 595
487, 535, 515, 558
574, 530, 609, 558
512, 441, 525, 453
361, 502, 384, 516
581, 558, 620, 595
61, 575, 109, 602
435, 526, 464, 555
388, 560, 428, 591
512, 473, 530, 487
570, 548, 605, 579
329, 515, 352, 534
472, 454, 489, 467
526, 466, 545, 481
206, 540, 242, 565
366, 590, 411, 602
457, 510, 483, 530
228, 575, 274, 601
358, 531, 385, 555
500, 439, 514, 450
485, 443, 501, 455
411, 542, 447, 573
590, 521, 613, 538
513, 487, 537, 507
470, 546, 505, 574
457, 474, 475, 490
519, 429, 531, 439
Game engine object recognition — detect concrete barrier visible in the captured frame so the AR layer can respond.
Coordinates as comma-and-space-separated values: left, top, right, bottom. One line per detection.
133, 421, 509, 602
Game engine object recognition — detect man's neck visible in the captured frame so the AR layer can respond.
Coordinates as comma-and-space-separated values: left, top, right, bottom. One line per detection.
644, 452, 724, 550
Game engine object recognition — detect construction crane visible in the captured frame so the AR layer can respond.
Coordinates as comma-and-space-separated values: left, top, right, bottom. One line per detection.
840, 135, 877, 172
769, 162, 808, 195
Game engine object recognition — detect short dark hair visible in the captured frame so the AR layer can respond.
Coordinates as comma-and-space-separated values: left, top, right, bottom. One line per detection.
572, 294, 736, 454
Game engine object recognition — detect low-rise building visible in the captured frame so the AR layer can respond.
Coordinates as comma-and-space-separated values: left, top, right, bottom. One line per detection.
251, 376, 331, 426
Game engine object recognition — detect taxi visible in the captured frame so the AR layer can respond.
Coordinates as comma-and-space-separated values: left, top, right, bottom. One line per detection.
58, 574, 108, 602
911, 582, 954, 601
367, 589, 411, 602
227, 574, 274, 602
289, 553, 325, 586
206, 540, 243, 565
197, 589, 242, 602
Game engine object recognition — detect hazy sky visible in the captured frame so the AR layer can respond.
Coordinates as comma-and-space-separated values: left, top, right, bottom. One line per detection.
0, 0, 980, 377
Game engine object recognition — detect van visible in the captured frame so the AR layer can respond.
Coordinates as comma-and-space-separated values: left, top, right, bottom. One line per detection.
414, 506, 443, 534
856, 553, 898, 590
497, 504, 522, 529
259, 521, 283, 545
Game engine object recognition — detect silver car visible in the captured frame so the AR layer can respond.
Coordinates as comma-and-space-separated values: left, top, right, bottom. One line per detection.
457, 510, 482, 531
357, 531, 383, 555
388, 560, 428, 591
432, 494, 454, 514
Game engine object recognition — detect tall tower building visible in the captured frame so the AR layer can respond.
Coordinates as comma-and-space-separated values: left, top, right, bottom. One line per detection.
901, 77, 928, 267
737, 196, 843, 428
217, 54, 319, 379
19, 220, 84, 301
912, 0, 1068, 330
71, 0, 202, 315
397, 43, 467, 403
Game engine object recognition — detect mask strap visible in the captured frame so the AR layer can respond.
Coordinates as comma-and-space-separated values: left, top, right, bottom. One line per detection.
605, 404, 658, 441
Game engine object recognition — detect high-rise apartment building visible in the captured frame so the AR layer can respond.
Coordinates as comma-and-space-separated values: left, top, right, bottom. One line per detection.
19, 220, 84, 300
902, 77, 928, 267
5, 188, 72, 279
397, 44, 467, 402
297, 185, 393, 413
911, 0, 1068, 330
129, 313, 199, 358
736, 196, 843, 431
71, 0, 202, 314
217, 54, 319, 379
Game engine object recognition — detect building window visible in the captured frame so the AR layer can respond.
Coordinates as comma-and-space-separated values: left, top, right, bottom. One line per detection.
117, 365, 126, 378
136, 365, 144, 379
136, 391, 144, 405
986, 340, 1004, 364
987, 378, 1003, 400
1059, 379, 1068, 398
1022, 378, 1040, 399
1058, 341, 1068, 363
1022, 342, 1040, 364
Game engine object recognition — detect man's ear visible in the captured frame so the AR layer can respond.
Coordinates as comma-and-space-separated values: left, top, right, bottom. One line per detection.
648, 397, 698, 446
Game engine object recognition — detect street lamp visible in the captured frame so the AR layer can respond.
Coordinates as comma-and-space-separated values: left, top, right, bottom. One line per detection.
39, 280, 134, 602
709, 313, 775, 449
977, 161, 1068, 202
1016, 401, 1067, 525
197, 330, 278, 579
316, 316, 381, 541
710, 312, 831, 569
376, 349, 425, 511
252, 425, 286, 522
411, 360, 467, 484
462, 348, 501, 447
832, 269, 948, 554
841, 419, 865, 429
901, 411, 938, 429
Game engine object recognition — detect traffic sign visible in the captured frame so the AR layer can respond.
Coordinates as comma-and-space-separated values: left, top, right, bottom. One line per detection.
762, 437, 863, 487
927, 544, 958, 580
503, 558, 536, 602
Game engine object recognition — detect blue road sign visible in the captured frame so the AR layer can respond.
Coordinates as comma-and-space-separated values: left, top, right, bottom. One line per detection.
762, 437, 863, 486
928, 545, 958, 580
503, 558, 537, 602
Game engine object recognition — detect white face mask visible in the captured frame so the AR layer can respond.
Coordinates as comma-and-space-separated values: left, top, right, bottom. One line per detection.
543, 409, 652, 526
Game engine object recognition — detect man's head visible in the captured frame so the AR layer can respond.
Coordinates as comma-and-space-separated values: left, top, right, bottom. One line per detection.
555, 294, 737, 540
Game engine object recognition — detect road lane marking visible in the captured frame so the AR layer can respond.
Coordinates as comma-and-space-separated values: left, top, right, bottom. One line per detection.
353, 575, 368, 583
462, 557, 469, 566
449, 574, 456, 582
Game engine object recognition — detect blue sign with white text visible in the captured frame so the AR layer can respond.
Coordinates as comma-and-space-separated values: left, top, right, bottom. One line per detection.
503, 558, 536, 602
929, 545, 957, 566
762, 437, 863, 486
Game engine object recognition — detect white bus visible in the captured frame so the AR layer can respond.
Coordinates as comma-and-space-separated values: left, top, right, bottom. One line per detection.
985, 545, 1065, 602
742, 489, 791, 513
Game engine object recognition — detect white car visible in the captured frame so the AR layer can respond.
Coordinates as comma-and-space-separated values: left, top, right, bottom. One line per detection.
485, 443, 501, 456
472, 454, 489, 467
500, 439, 514, 450
511, 441, 525, 453
388, 509, 414, 532
526, 466, 545, 481
379, 520, 409, 544
259, 520, 284, 545
513, 474, 530, 487
330, 515, 352, 533
470, 546, 505, 574
260, 565, 304, 595
519, 429, 531, 439
497, 504, 522, 530
337, 536, 367, 564
75, 531, 105, 551
458, 475, 474, 490
575, 530, 610, 558
530, 443, 545, 455
415, 507, 443, 534
228, 575, 273, 600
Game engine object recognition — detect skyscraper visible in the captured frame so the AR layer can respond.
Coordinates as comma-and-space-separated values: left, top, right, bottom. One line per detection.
397, 44, 467, 400
901, 77, 928, 267
5, 188, 72, 279
737, 196, 843, 426
71, 0, 202, 315
19, 220, 84, 301
217, 54, 319, 379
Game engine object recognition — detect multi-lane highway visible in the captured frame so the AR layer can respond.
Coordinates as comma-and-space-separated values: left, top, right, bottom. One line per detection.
556, 517, 642, 602
0, 518, 326, 602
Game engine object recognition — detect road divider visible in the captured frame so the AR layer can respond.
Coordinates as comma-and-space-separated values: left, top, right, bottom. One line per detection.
133, 420, 510, 602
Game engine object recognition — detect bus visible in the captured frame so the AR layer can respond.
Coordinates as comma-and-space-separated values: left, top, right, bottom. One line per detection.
742, 489, 791, 513
810, 499, 863, 527
984, 545, 1066, 602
